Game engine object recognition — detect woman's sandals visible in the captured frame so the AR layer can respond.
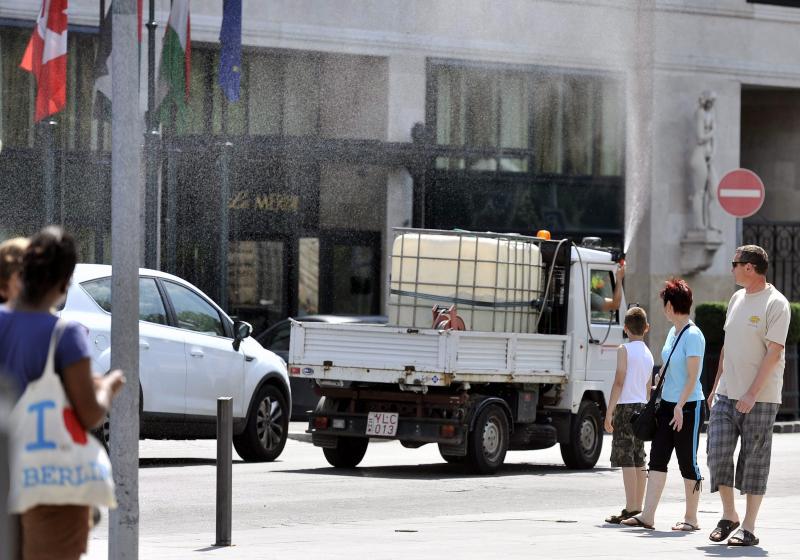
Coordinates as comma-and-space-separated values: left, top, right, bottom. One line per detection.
620, 515, 654, 530
709, 519, 740, 542
672, 521, 700, 532
605, 509, 641, 524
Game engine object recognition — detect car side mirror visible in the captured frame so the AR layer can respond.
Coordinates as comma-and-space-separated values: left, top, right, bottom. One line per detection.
232, 320, 252, 351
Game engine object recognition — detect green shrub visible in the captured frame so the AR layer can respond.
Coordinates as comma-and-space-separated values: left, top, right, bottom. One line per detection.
787, 302, 800, 345
694, 302, 728, 348
695, 301, 800, 346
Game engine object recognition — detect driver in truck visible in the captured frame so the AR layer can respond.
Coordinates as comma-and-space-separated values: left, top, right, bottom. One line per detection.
591, 262, 625, 312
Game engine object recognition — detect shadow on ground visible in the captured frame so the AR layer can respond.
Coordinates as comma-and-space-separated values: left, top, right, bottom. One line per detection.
139, 458, 245, 468
696, 545, 768, 557
276, 461, 615, 480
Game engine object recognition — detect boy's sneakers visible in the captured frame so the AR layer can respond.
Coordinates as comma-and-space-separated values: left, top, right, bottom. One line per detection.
605, 509, 641, 524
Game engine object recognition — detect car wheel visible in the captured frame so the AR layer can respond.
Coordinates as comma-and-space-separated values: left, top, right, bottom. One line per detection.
233, 383, 289, 462
559, 400, 603, 469
322, 437, 369, 468
466, 404, 509, 474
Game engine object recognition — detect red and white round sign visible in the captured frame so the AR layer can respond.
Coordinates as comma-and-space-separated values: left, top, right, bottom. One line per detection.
717, 168, 765, 218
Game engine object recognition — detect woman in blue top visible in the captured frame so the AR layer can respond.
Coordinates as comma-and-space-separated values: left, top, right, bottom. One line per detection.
623, 277, 705, 531
0, 227, 125, 560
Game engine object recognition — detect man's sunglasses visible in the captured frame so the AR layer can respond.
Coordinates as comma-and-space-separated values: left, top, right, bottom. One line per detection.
731, 261, 750, 268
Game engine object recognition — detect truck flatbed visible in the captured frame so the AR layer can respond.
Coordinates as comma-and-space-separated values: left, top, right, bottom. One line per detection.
289, 321, 571, 387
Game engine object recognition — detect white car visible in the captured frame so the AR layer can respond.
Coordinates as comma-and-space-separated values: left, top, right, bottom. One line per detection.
60, 264, 291, 462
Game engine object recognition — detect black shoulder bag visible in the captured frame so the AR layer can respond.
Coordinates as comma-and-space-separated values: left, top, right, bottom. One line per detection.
629, 323, 691, 441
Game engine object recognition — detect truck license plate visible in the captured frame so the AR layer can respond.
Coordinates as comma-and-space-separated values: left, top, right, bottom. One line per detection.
366, 412, 398, 437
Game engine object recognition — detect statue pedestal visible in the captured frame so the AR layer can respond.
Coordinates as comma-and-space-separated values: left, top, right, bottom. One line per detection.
680, 229, 723, 275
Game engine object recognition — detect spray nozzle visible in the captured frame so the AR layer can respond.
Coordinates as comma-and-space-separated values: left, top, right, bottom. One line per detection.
610, 250, 626, 265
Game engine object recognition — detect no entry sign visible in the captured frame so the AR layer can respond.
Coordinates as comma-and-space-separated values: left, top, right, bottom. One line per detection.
717, 168, 765, 218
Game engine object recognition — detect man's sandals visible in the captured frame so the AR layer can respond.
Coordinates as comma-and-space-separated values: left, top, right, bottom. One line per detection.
727, 528, 759, 547
605, 509, 641, 524
708, 519, 740, 543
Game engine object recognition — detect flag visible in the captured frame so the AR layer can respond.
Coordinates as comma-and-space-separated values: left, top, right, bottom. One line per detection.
20, 0, 68, 122
218, 0, 242, 102
93, 2, 113, 120
158, 0, 191, 123
93, 1, 144, 121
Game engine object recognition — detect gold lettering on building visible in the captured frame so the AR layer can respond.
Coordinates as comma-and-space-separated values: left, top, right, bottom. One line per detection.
228, 192, 300, 213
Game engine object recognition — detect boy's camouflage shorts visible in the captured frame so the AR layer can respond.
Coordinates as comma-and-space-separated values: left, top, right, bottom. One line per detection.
610, 403, 647, 468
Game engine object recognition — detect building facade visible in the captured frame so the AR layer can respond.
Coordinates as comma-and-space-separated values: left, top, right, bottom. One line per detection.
1, 0, 799, 350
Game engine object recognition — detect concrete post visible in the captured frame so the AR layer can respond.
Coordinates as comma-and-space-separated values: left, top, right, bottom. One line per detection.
0, 377, 13, 560
108, 0, 142, 558
215, 397, 233, 546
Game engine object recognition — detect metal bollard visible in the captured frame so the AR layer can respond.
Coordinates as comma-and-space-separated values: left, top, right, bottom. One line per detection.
0, 377, 13, 560
215, 397, 233, 547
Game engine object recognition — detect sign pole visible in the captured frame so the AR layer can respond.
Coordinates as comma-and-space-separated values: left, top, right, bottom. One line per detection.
109, 0, 142, 558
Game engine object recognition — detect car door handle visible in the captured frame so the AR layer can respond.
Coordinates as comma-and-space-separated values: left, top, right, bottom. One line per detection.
190, 349, 204, 358
139, 341, 150, 350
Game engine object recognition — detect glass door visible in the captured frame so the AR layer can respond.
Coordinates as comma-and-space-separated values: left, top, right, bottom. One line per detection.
227, 238, 289, 336
319, 231, 381, 316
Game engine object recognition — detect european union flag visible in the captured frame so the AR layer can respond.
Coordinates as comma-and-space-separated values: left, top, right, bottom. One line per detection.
218, 0, 242, 102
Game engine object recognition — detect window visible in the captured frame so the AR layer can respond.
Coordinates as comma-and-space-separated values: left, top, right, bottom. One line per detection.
138, 278, 168, 325
589, 269, 618, 324
82, 277, 112, 313
261, 321, 291, 354
163, 281, 225, 336
430, 63, 624, 176
81, 277, 168, 325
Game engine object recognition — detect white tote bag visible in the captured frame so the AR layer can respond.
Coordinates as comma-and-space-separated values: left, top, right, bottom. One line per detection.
8, 320, 117, 514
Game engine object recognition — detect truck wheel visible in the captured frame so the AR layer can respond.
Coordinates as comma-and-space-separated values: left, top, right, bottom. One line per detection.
322, 437, 369, 468
467, 404, 509, 474
560, 400, 603, 469
438, 444, 465, 464
233, 384, 289, 462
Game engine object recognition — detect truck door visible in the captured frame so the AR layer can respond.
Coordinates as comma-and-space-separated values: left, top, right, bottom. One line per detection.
586, 267, 625, 382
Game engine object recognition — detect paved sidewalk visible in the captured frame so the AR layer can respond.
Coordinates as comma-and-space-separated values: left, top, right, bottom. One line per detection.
86, 494, 797, 559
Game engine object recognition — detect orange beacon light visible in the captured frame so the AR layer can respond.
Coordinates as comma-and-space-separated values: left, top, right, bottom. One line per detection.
535, 229, 551, 240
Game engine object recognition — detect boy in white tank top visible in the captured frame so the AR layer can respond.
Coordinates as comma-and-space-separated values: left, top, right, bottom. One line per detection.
603, 307, 655, 524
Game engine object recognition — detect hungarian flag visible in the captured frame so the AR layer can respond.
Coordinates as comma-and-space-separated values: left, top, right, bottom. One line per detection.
157, 0, 191, 123
20, 0, 68, 122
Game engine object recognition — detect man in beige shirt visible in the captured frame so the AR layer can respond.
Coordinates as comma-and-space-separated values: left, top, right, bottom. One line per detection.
706, 245, 790, 547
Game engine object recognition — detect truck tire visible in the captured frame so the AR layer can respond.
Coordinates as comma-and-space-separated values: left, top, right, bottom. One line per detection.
322, 437, 369, 468
560, 400, 603, 469
467, 404, 509, 474
233, 384, 289, 462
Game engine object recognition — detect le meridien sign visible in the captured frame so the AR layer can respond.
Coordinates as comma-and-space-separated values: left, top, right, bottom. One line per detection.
717, 168, 765, 218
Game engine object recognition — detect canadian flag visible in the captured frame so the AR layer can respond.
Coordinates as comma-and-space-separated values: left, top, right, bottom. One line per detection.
20, 0, 68, 122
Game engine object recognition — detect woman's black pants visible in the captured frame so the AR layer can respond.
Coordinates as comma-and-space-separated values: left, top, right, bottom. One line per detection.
648, 399, 704, 481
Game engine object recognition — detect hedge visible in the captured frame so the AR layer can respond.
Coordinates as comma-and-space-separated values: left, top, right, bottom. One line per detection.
694, 301, 800, 347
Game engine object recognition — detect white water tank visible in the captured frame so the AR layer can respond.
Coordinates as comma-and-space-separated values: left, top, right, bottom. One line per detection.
388, 232, 543, 333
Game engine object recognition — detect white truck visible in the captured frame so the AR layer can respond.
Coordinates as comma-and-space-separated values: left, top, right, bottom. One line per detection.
289, 228, 627, 473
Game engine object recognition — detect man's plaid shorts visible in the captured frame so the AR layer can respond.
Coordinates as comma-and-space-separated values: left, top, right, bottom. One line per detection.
707, 395, 779, 496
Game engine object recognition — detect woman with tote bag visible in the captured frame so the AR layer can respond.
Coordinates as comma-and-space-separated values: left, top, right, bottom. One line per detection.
622, 278, 706, 531
0, 227, 124, 560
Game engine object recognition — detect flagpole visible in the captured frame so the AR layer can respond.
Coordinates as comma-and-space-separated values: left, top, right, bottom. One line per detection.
144, 0, 160, 269
108, 0, 142, 557
42, 119, 57, 225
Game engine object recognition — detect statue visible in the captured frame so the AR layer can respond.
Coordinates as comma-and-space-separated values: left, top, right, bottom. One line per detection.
689, 90, 719, 231
680, 90, 723, 274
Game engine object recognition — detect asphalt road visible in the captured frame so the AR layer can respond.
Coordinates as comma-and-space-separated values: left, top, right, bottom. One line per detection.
85, 423, 800, 558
